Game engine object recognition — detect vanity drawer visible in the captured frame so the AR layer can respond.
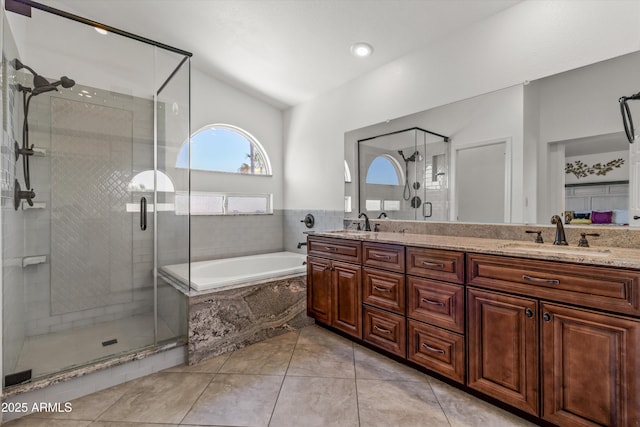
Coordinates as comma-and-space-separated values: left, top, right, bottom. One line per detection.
407, 277, 464, 334
363, 268, 405, 315
308, 237, 361, 263
467, 253, 640, 316
406, 247, 465, 284
408, 319, 464, 383
363, 306, 406, 357
363, 242, 405, 273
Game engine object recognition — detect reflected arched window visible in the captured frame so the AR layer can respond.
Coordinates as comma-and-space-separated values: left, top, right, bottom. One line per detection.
176, 124, 271, 175
365, 155, 402, 185
128, 170, 175, 192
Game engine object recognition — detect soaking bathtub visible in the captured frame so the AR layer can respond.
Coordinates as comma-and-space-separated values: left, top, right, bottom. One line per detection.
160, 251, 307, 293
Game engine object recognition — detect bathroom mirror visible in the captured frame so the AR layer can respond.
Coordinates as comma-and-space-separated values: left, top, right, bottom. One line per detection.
357, 128, 449, 221
345, 49, 640, 227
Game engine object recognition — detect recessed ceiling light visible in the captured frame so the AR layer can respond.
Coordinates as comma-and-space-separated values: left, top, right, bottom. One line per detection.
94, 27, 108, 35
350, 42, 373, 58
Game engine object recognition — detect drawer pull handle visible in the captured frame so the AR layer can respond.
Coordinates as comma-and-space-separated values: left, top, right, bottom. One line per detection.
422, 261, 444, 268
422, 343, 445, 354
373, 325, 392, 334
522, 275, 560, 285
324, 246, 337, 252
372, 254, 391, 260
421, 298, 444, 306
373, 286, 391, 293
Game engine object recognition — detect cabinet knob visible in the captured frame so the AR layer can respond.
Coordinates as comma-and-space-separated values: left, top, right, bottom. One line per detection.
543, 312, 552, 322
525, 308, 534, 318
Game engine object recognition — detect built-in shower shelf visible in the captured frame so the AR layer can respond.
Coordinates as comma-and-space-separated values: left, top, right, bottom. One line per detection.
31, 147, 46, 157
22, 255, 47, 268
22, 201, 46, 210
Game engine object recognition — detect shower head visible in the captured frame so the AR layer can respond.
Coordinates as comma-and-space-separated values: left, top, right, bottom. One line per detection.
31, 76, 76, 96
11, 58, 37, 76
12, 59, 75, 96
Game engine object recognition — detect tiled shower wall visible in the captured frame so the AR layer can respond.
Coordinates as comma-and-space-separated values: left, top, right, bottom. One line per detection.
20, 86, 156, 337
189, 209, 344, 261
2, 41, 27, 374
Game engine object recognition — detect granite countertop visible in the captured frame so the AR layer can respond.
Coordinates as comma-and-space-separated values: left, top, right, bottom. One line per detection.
308, 230, 640, 270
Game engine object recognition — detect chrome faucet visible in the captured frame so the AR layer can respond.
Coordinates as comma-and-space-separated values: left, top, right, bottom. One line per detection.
358, 212, 371, 231
551, 215, 568, 245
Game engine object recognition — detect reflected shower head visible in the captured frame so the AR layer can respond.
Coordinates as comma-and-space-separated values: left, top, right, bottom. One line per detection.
399, 150, 419, 162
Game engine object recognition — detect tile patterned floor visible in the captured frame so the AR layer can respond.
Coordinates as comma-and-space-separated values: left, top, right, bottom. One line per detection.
5, 325, 537, 426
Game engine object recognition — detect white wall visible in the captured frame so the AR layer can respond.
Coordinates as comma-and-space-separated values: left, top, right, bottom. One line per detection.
535, 51, 640, 220
284, 0, 640, 212
345, 85, 524, 222
191, 68, 284, 208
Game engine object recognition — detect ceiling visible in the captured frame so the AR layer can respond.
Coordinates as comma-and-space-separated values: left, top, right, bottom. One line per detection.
42, 0, 521, 109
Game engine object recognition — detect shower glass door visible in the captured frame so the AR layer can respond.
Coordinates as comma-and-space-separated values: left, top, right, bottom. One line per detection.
1, 3, 189, 385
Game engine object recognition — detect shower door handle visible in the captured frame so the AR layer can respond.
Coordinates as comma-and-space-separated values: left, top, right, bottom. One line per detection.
140, 197, 147, 231
423, 201, 432, 218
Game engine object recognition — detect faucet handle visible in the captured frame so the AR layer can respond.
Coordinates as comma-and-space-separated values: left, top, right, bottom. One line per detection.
352, 221, 361, 231
374, 223, 380, 232
525, 230, 544, 244
577, 232, 599, 248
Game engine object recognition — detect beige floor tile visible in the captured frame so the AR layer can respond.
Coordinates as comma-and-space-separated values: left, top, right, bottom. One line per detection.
287, 342, 355, 378
164, 352, 231, 373
181, 374, 283, 426
90, 423, 177, 427
354, 344, 430, 382
3, 419, 90, 427
269, 376, 359, 427
219, 343, 295, 375
297, 325, 352, 347
261, 330, 300, 345
96, 372, 212, 424
28, 382, 128, 421
357, 379, 450, 427
429, 377, 537, 427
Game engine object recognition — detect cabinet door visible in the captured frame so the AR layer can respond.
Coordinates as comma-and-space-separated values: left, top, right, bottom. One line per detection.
467, 288, 539, 416
331, 260, 362, 338
541, 303, 640, 427
306, 256, 332, 324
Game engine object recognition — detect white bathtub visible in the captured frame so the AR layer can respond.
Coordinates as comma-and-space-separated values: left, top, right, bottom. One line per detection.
160, 252, 307, 292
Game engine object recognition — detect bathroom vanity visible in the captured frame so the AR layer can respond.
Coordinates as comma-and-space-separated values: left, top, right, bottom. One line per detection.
306, 231, 640, 427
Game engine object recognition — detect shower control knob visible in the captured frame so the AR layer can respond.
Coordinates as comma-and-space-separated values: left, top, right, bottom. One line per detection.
301, 213, 315, 228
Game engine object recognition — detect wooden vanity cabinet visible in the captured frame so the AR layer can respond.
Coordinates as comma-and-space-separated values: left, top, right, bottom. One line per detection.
541, 303, 640, 427
467, 287, 539, 415
306, 237, 362, 339
406, 247, 466, 383
361, 242, 406, 356
467, 253, 640, 426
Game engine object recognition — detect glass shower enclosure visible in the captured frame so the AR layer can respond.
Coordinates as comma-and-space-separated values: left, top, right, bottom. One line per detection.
1, 1, 190, 386
358, 127, 450, 221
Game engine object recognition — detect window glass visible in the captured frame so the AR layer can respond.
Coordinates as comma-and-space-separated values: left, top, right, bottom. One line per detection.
176, 124, 271, 175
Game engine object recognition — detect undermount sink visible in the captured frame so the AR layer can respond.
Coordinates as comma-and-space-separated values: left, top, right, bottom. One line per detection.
498, 242, 611, 258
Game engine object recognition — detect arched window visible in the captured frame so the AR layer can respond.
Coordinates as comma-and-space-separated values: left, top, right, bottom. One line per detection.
365, 155, 402, 185
176, 124, 272, 175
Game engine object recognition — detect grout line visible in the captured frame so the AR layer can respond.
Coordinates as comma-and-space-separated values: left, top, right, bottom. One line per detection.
266, 330, 300, 426
352, 340, 361, 427
426, 376, 454, 427
176, 371, 217, 426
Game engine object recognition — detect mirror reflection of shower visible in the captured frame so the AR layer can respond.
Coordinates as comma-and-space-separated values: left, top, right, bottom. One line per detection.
398, 149, 419, 201
11, 58, 75, 209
